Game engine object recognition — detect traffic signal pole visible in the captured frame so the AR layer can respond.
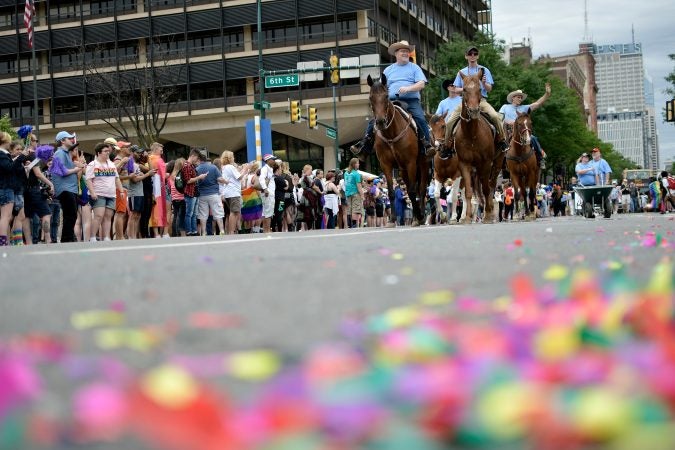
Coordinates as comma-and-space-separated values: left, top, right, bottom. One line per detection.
257, 0, 265, 120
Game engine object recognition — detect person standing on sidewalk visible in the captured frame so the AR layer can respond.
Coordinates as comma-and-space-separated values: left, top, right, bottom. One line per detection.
49, 131, 85, 243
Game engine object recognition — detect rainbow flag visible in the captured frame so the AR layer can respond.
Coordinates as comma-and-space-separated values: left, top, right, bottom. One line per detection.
241, 186, 263, 222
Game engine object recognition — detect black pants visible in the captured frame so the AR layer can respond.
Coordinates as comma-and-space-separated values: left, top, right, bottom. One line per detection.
57, 191, 77, 243
498, 201, 504, 221
140, 194, 153, 238
171, 199, 186, 236
273, 199, 285, 232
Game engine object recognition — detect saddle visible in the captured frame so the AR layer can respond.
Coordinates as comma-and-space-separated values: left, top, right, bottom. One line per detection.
391, 101, 419, 136
450, 112, 496, 138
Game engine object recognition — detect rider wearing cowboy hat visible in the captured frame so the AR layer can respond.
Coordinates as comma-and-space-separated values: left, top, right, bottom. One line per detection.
350, 40, 436, 158
439, 45, 508, 160
499, 84, 551, 166
435, 79, 462, 116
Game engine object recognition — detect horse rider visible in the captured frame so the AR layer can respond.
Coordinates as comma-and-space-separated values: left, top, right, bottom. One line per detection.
499, 84, 551, 167
350, 40, 436, 158
439, 45, 508, 160
435, 79, 462, 116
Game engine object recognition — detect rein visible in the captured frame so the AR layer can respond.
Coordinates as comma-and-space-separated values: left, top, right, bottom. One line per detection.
374, 101, 413, 149
506, 121, 534, 163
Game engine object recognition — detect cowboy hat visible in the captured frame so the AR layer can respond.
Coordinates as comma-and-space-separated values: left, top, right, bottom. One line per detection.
507, 90, 528, 103
442, 79, 455, 91
388, 40, 415, 56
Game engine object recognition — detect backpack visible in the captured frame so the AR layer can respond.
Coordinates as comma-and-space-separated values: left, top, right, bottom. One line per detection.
667, 176, 675, 190
505, 194, 513, 205
175, 170, 185, 193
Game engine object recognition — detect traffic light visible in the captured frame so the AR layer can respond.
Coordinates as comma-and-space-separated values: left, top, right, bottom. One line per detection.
308, 106, 318, 129
667, 99, 675, 123
329, 54, 339, 85
289, 100, 300, 123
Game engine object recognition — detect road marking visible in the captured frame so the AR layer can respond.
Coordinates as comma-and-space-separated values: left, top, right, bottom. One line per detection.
22, 227, 441, 257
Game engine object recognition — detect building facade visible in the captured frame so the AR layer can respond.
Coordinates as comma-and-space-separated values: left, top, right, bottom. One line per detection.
593, 42, 659, 170
0, 0, 490, 171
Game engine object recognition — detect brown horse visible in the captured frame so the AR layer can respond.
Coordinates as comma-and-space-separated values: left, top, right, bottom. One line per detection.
368, 74, 429, 226
505, 112, 537, 219
448, 69, 501, 223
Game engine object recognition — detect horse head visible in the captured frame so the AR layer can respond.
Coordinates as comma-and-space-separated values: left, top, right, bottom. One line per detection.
368, 74, 391, 129
513, 112, 532, 147
460, 68, 483, 120
429, 112, 447, 149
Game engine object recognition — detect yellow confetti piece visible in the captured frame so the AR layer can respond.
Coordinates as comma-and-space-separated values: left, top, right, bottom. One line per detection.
477, 383, 536, 440
534, 327, 580, 362
493, 296, 511, 311
228, 350, 281, 382
572, 388, 634, 440
94, 328, 163, 352
542, 264, 569, 281
647, 261, 672, 295
391, 253, 404, 261
400, 266, 415, 276
383, 306, 420, 328
419, 290, 454, 306
606, 260, 623, 271
140, 365, 199, 409
71, 310, 124, 330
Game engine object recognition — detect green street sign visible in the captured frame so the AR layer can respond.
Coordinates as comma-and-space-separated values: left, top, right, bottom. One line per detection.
326, 127, 337, 139
253, 101, 271, 110
264, 74, 299, 89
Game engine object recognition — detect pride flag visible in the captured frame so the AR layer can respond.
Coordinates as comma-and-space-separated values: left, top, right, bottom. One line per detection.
241, 186, 262, 222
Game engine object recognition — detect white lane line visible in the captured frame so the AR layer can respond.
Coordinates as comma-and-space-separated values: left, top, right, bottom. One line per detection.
22, 227, 441, 256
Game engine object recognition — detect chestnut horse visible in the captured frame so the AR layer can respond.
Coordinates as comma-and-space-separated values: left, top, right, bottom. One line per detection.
505, 112, 537, 219
448, 69, 500, 223
368, 74, 429, 226
429, 113, 465, 223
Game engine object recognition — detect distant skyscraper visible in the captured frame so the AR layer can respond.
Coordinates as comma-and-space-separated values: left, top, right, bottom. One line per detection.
593, 42, 660, 170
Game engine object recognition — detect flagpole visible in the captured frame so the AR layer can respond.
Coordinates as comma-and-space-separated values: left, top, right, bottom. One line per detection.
29, 0, 39, 140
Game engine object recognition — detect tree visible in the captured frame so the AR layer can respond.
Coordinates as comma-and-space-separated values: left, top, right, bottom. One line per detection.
429, 33, 636, 181
77, 40, 185, 148
0, 115, 18, 140
665, 54, 675, 124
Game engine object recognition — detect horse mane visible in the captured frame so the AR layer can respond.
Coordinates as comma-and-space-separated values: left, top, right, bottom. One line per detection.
429, 114, 445, 126
370, 80, 387, 95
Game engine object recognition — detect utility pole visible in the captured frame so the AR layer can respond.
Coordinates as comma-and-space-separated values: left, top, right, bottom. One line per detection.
257, 0, 265, 119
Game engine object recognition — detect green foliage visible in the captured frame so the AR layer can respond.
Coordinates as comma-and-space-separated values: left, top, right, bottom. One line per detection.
0, 114, 18, 140
429, 33, 637, 180
665, 54, 675, 124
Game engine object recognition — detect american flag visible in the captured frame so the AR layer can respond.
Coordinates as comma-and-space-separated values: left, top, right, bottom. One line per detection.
24, 0, 34, 48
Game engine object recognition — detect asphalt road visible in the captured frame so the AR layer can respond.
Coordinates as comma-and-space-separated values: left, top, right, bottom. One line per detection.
2, 213, 672, 355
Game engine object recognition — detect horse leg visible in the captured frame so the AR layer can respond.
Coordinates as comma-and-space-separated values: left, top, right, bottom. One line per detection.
449, 178, 460, 224
481, 171, 495, 224
383, 164, 397, 227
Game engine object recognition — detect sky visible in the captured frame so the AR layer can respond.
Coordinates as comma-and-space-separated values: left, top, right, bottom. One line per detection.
491, 0, 675, 166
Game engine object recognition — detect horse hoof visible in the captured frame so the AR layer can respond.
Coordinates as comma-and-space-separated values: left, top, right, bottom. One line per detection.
483, 218, 495, 224
412, 220, 420, 227
385, 222, 396, 228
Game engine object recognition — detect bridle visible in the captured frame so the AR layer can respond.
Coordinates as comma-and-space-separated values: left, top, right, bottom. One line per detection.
371, 92, 413, 149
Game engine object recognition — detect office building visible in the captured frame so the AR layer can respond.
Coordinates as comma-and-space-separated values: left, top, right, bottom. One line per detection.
0, 0, 491, 170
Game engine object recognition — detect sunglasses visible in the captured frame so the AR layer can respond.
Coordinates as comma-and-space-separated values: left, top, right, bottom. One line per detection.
467, 52, 478, 56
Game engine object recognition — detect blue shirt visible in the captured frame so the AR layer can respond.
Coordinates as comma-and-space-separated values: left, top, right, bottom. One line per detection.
436, 96, 462, 116
591, 158, 612, 185
51, 147, 78, 197
344, 170, 362, 197
499, 104, 531, 123
383, 62, 427, 100
195, 162, 221, 196
394, 187, 406, 214
575, 161, 596, 186
453, 65, 494, 98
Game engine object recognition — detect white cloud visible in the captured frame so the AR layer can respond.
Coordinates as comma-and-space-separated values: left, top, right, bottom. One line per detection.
492, 0, 675, 164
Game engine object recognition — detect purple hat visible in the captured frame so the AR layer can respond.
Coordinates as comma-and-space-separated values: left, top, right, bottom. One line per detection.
36, 144, 55, 161
263, 154, 275, 162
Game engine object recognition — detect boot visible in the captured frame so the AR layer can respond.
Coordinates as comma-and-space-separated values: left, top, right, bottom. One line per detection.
350, 133, 374, 155
423, 139, 436, 158
439, 138, 455, 160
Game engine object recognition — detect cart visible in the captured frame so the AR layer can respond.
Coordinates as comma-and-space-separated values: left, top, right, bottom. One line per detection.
574, 185, 614, 219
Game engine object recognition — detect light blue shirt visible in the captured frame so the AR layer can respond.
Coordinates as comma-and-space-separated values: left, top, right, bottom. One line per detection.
436, 96, 462, 116
383, 62, 427, 100
591, 158, 612, 185
51, 147, 78, 197
499, 104, 531, 123
453, 65, 494, 98
575, 161, 596, 186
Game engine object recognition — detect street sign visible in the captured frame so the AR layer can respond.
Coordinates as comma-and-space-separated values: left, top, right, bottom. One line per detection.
326, 127, 337, 139
253, 101, 271, 110
265, 74, 299, 88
